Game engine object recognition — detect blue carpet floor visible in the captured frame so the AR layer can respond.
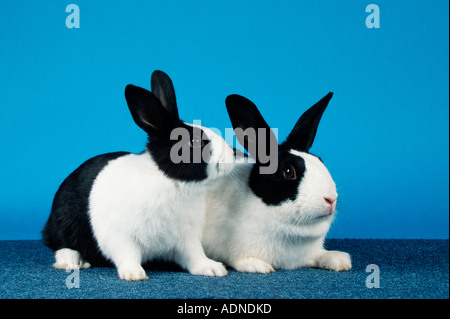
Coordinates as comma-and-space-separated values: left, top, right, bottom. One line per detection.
0, 239, 448, 299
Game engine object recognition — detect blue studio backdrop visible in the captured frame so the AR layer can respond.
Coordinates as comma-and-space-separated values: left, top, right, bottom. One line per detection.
0, 1, 448, 240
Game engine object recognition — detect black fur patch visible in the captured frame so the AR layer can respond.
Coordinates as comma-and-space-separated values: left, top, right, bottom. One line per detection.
42, 152, 129, 266
147, 123, 212, 182
248, 144, 306, 206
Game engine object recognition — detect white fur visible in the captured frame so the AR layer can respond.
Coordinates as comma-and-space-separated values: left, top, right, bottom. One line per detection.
80, 128, 235, 281
203, 150, 351, 273
54, 248, 91, 270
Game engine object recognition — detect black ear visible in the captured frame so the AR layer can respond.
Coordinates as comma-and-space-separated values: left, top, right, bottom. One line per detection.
286, 92, 333, 152
150, 70, 180, 121
124, 84, 173, 135
225, 94, 277, 162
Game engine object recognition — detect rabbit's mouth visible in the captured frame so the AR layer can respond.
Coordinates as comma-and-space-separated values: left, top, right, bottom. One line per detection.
318, 211, 334, 219
317, 205, 336, 219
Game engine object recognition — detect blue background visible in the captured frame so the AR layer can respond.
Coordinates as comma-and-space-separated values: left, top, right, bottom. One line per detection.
0, 1, 448, 239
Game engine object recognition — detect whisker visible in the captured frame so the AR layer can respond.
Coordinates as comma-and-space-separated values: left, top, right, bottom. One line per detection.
229, 169, 243, 193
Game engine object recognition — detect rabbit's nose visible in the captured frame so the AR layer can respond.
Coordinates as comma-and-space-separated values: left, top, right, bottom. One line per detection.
324, 197, 337, 206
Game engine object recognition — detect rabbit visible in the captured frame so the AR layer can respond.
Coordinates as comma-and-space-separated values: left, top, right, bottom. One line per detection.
42, 70, 235, 280
202, 92, 351, 273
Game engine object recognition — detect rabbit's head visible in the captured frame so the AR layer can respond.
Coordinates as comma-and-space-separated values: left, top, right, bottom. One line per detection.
125, 70, 234, 183
226, 93, 337, 230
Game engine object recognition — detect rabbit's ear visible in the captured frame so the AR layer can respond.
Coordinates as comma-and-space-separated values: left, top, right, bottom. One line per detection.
286, 92, 333, 152
225, 94, 277, 162
151, 70, 180, 121
125, 84, 174, 136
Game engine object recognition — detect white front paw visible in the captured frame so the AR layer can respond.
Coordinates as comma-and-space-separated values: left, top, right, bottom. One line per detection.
118, 264, 149, 281
234, 257, 275, 274
53, 248, 91, 270
190, 259, 228, 277
313, 250, 352, 271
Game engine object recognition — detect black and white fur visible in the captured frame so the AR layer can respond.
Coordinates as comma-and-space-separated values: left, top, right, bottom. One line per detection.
43, 70, 234, 280
202, 93, 351, 273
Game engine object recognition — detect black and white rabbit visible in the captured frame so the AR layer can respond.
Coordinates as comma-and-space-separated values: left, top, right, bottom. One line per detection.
202, 93, 351, 273
42, 70, 234, 280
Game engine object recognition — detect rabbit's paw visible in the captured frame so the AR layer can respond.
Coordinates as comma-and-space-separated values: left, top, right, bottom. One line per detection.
234, 257, 275, 274
190, 259, 228, 277
118, 264, 149, 281
53, 248, 91, 270
311, 250, 351, 271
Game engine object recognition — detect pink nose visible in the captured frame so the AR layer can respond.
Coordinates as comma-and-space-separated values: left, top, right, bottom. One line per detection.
324, 197, 336, 206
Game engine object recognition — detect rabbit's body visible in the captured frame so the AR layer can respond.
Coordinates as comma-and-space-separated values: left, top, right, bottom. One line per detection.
202, 93, 351, 273
42, 71, 234, 280
43, 151, 129, 267
204, 153, 336, 272
90, 151, 210, 270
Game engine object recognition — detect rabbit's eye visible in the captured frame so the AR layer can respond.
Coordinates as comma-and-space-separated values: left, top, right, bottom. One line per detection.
282, 165, 297, 180
190, 136, 205, 149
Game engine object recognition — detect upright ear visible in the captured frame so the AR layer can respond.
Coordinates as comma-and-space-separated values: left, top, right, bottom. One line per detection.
124, 84, 174, 136
150, 70, 180, 121
286, 92, 333, 152
225, 94, 277, 162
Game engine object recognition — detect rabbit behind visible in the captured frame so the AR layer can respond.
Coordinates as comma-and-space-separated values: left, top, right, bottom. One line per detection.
43, 70, 235, 280
203, 93, 351, 273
